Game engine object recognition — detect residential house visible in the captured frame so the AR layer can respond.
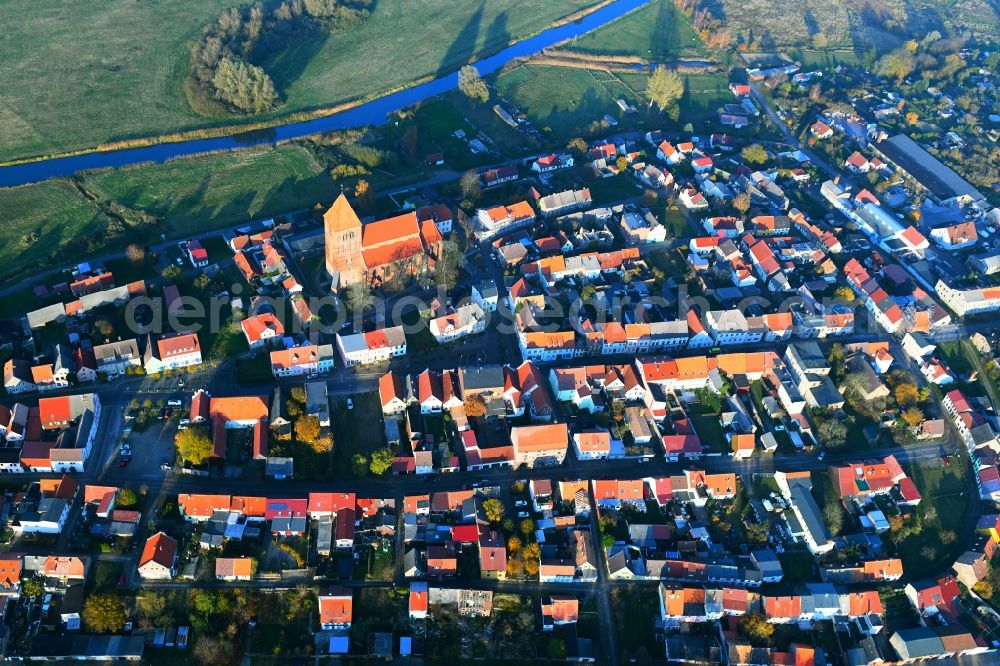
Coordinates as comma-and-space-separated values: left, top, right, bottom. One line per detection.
137, 532, 177, 580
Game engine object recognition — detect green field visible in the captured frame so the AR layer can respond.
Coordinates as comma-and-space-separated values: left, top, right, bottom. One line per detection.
0, 145, 335, 287
84, 145, 335, 235
896, 459, 971, 577
0, 0, 235, 163
619, 71, 731, 121
496, 65, 641, 138
0, 0, 601, 163
0, 180, 107, 285
562, 0, 707, 60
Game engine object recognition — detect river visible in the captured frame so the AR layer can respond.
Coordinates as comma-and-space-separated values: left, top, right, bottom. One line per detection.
0, 0, 650, 188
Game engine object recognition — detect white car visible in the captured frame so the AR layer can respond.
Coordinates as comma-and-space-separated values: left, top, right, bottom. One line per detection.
516, 511, 529, 518
346, 398, 354, 410
167, 399, 182, 407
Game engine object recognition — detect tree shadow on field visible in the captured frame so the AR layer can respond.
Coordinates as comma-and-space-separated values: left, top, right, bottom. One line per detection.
435, 1, 484, 77
485, 11, 511, 51
262, 25, 331, 94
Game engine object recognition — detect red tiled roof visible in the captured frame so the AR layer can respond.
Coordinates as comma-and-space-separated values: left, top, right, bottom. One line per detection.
140, 531, 177, 569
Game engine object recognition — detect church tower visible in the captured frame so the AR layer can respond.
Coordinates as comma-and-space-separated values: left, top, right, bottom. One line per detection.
323, 193, 364, 289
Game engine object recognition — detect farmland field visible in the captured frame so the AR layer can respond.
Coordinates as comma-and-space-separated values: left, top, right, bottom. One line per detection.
0, 0, 602, 164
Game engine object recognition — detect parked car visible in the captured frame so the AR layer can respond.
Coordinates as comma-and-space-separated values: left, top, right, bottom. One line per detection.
167, 399, 182, 407
346, 398, 354, 410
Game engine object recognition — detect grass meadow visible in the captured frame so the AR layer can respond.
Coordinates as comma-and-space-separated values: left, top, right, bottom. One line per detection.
0, 0, 600, 164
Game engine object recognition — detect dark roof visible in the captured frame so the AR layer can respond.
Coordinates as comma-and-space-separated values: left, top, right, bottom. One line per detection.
875, 135, 982, 202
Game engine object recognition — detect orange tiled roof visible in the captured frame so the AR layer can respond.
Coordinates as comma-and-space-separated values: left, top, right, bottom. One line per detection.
140, 532, 177, 568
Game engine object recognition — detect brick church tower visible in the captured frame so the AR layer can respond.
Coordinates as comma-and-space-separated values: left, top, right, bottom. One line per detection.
323, 193, 364, 289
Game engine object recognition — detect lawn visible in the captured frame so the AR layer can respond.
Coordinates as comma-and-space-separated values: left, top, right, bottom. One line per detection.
659, 205, 690, 238
610, 587, 663, 662
619, 70, 731, 122
0, 180, 107, 286
778, 549, 817, 584
0, 0, 602, 163
330, 391, 388, 478
691, 414, 727, 453
83, 146, 336, 237
587, 174, 642, 205
236, 355, 273, 384
562, 0, 707, 61
496, 65, 638, 140
895, 459, 971, 577
86, 560, 124, 594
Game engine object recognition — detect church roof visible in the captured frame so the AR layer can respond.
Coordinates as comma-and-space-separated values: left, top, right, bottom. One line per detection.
324, 194, 363, 233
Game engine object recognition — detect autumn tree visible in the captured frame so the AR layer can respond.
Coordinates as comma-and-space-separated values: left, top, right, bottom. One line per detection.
818, 419, 848, 449
354, 179, 373, 211
162, 264, 183, 282
434, 238, 461, 291
351, 453, 369, 477
506, 557, 525, 577
877, 49, 915, 82
483, 498, 505, 523
463, 394, 487, 417
741, 144, 768, 165
126, 244, 147, 266
21, 577, 42, 599
369, 447, 393, 476
460, 169, 481, 203
895, 383, 920, 407
732, 191, 751, 214
823, 502, 844, 535
646, 66, 684, 111
519, 518, 536, 536
834, 286, 855, 303
82, 593, 127, 633
311, 434, 334, 454
212, 57, 277, 113
94, 319, 115, 339
458, 65, 489, 104
745, 522, 769, 545
193, 635, 242, 666
738, 611, 775, 644
342, 281, 374, 314
906, 111, 919, 125
294, 415, 321, 443
901, 407, 924, 427
567, 137, 589, 157
507, 535, 522, 552
136, 592, 168, 628
974, 580, 994, 599
117, 488, 138, 508
176, 425, 213, 466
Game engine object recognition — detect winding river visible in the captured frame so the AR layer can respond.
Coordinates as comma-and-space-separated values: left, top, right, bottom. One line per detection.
0, 0, 650, 188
